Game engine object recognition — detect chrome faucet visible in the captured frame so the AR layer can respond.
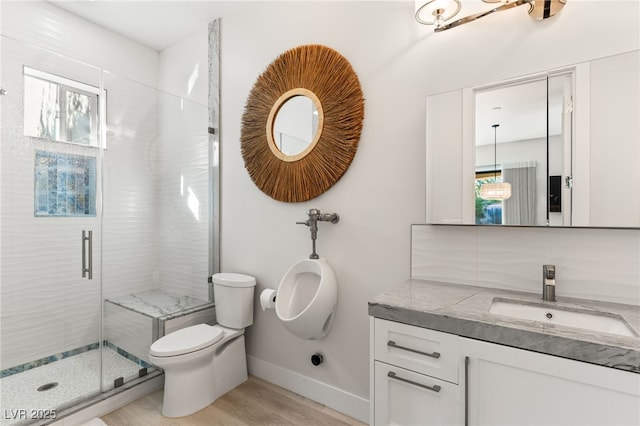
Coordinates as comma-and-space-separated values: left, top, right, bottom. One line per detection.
542, 264, 556, 302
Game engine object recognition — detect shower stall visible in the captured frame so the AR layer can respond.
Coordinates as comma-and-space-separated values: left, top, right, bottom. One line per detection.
0, 32, 217, 425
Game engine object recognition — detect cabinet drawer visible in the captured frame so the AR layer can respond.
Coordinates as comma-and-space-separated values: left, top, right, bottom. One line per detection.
374, 361, 460, 426
374, 318, 458, 383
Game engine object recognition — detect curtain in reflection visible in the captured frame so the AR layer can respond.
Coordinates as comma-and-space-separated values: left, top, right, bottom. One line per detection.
503, 162, 536, 225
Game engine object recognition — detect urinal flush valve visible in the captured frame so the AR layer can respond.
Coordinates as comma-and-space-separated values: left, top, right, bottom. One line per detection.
296, 209, 339, 259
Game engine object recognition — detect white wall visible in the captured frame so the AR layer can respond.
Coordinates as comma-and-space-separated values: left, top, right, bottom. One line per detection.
218, 1, 639, 422
0, 1, 159, 87
158, 26, 210, 106
219, 2, 425, 419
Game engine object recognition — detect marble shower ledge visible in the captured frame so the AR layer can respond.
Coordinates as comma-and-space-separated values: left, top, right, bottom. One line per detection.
368, 279, 640, 373
105, 289, 211, 319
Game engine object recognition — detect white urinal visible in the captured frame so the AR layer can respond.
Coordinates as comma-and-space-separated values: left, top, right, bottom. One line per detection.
275, 258, 337, 339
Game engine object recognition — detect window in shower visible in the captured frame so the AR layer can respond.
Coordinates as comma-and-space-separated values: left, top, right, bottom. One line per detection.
34, 151, 97, 217
23, 66, 100, 147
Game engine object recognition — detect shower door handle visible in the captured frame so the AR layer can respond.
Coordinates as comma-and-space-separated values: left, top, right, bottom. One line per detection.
82, 230, 93, 280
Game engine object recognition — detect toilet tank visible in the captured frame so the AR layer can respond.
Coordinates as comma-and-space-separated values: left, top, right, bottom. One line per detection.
212, 273, 256, 329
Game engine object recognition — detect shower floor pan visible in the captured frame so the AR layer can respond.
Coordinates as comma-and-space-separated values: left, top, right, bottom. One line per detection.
0, 347, 142, 426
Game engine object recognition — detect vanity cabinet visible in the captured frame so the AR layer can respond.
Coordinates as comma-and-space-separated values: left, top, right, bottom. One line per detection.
461, 337, 640, 426
372, 319, 461, 425
371, 318, 640, 426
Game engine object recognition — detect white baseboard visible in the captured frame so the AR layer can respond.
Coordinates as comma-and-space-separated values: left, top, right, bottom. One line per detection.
50, 374, 164, 425
247, 355, 369, 424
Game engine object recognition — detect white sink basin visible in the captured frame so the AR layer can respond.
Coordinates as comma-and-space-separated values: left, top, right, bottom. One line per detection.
489, 298, 638, 337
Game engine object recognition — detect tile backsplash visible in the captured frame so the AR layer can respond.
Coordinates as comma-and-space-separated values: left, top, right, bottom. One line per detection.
411, 225, 640, 306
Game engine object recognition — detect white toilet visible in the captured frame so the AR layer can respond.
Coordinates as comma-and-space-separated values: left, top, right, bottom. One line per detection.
149, 273, 256, 417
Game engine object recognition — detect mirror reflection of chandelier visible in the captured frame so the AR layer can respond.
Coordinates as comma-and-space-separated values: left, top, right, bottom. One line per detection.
479, 124, 511, 201
415, 0, 567, 33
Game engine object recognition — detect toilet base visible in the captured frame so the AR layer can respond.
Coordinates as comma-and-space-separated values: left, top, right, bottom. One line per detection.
160, 334, 248, 417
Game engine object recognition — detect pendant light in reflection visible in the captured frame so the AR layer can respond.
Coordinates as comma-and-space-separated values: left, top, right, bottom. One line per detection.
479, 124, 511, 201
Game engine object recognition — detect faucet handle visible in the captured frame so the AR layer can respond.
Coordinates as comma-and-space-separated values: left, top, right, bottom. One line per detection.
543, 264, 556, 279
542, 265, 556, 302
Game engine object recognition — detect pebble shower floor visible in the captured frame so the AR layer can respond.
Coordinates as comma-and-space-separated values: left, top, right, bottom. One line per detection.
0, 347, 141, 425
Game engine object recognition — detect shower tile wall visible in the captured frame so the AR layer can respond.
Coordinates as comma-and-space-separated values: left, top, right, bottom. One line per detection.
155, 91, 209, 301
1, 41, 209, 372
0, 36, 103, 370
411, 225, 640, 306
101, 71, 209, 302
101, 72, 163, 301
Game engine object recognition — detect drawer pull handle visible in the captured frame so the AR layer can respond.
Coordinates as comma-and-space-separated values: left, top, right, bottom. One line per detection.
387, 340, 441, 359
387, 371, 441, 393
465, 356, 470, 426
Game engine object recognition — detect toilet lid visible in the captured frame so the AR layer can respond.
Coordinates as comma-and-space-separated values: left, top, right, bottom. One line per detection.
150, 324, 223, 357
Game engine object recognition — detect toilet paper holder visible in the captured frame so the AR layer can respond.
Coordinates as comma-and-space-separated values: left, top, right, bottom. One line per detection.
260, 288, 277, 310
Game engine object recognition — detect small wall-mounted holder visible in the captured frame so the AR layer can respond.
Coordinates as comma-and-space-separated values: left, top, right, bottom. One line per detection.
296, 209, 339, 259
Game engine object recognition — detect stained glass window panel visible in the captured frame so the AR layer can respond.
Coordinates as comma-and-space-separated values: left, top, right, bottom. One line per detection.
34, 151, 96, 217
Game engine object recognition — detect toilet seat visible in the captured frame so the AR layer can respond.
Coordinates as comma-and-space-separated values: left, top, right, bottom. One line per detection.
150, 324, 223, 357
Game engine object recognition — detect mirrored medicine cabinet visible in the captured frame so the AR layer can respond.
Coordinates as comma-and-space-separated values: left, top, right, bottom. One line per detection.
426, 49, 640, 229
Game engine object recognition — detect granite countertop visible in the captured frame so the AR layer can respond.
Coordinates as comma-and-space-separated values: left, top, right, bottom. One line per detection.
368, 279, 640, 373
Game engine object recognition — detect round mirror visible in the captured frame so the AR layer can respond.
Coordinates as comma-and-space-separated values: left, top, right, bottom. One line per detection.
241, 44, 365, 203
267, 88, 323, 162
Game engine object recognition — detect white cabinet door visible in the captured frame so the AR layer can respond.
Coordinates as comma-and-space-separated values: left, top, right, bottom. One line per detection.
374, 361, 460, 426
461, 338, 640, 426
585, 50, 640, 227
425, 89, 470, 225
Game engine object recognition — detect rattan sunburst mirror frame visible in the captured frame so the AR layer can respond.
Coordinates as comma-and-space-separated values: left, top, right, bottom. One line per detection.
241, 44, 365, 203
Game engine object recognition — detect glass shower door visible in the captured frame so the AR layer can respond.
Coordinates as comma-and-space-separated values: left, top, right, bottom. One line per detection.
0, 35, 103, 423
99, 70, 211, 390
1, 33, 211, 425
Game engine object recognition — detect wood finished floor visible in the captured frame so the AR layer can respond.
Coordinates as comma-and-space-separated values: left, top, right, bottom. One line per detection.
100, 376, 366, 426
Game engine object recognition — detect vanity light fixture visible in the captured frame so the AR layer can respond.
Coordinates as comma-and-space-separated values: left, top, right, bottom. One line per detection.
479, 124, 511, 201
415, 0, 462, 26
415, 0, 567, 33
